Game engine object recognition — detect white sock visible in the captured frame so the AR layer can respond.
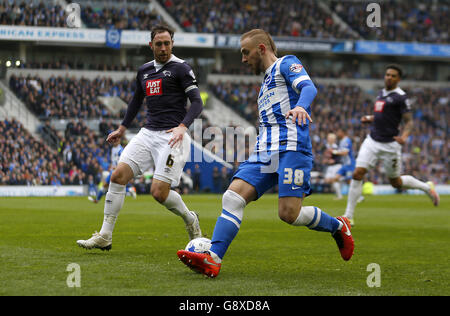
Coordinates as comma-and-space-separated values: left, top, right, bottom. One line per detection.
292, 206, 343, 231
332, 181, 342, 199
344, 179, 362, 219
292, 206, 315, 226
162, 190, 195, 225
99, 182, 126, 240
400, 175, 430, 192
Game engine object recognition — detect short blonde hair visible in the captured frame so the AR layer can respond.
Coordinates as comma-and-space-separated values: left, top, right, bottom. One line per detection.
241, 29, 277, 56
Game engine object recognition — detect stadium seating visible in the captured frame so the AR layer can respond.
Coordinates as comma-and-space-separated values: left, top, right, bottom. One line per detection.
0, 0, 165, 30
159, 0, 448, 43
2, 0, 447, 44
8, 73, 134, 119
0, 115, 124, 186
158, 0, 357, 39
330, 0, 449, 43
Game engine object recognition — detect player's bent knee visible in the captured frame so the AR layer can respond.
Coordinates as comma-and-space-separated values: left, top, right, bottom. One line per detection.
151, 188, 168, 204
278, 196, 302, 224
150, 183, 170, 203
278, 205, 299, 224
352, 167, 366, 181
389, 178, 402, 189
110, 170, 128, 186
110, 163, 134, 185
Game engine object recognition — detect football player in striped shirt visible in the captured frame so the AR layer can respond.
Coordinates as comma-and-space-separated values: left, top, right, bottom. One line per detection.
177, 29, 354, 278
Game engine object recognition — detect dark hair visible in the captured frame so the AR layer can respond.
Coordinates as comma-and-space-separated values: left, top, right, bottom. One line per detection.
150, 23, 174, 41
385, 64, 403, 78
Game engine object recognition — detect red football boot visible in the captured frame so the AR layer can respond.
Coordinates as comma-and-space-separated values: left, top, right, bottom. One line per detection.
332, 216, 354, 261
177, 250, 221, 278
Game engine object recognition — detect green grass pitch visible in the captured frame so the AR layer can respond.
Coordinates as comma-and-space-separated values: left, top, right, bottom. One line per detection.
0, 193, 448, 296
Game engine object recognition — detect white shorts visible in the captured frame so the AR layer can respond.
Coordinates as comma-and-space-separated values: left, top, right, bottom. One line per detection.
119, 128, 191, 187
356, 135, 402, 178
324, 164, 342, 180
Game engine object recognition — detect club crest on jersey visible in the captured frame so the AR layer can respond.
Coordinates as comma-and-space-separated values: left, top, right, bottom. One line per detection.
374, 100, 385, 112
289, 63, 303, 73
146, 79, 162, 96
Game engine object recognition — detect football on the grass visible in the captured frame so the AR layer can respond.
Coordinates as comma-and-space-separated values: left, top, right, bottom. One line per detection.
185, 237, 212, 253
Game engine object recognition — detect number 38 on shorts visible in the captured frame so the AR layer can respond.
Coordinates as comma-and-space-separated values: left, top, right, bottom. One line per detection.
283, 168, 304, 186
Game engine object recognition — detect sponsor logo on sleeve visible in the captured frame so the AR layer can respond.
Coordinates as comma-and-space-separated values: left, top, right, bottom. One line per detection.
289, 63, 303, 73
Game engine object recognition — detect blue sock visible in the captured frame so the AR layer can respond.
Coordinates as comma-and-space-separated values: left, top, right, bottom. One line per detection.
96, 189, 104, 201
210, 210, 241, 259
306, 207, 340, 233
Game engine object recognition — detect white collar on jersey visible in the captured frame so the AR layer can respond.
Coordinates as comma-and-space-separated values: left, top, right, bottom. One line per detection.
152, 54, 185, 72
382, 86, 405, 97
264, 57, 281, 75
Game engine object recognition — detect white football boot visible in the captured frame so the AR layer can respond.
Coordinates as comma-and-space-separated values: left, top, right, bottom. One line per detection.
130, 187, 137, 199
426, 181, 440, 206
185, 212, 202, 240
77, 232, 112, 251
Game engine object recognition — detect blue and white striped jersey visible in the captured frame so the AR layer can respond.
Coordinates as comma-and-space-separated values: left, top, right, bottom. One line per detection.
338, 136, 355, 166
251, 55, 315, 162
111, 144, 123, 169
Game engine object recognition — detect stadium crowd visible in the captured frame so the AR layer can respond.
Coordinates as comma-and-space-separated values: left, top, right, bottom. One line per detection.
330, 0, 449, 43
0, 117, 125, 186
0, 0, 450, 43
0, 0, 164, 30
1, 0, 448, 44
8, 73, 135, 119
160, 0, 356, 39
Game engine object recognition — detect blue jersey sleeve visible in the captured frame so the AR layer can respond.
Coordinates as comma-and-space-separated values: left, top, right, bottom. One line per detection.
280, 55, 317, 111
340, 138, 351, 152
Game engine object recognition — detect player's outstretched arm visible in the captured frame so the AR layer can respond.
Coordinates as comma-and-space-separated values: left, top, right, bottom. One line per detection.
361, 115, 374, 123
394, 112, 413, 145
285, 80, 316, 126
106, 125, 126, 145
285, 106, 313, 126
167, 123, 187, 148
167, 88, 203, 148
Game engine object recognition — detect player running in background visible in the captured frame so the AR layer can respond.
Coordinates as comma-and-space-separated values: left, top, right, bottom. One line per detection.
344, 64, 440, 225
326, 128, 356, 200
88, 140, 136, 204
177, 29, 354, 278
77, 24, 203, 251
323, 133, 343, 199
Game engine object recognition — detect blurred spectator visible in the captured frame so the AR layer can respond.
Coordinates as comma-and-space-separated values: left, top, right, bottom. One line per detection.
193, 164, 201, 192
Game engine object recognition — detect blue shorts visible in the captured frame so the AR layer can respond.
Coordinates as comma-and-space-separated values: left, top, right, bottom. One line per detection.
105, 172, 112, 184
337, 163, 355, 180
232, 151, 313, 199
